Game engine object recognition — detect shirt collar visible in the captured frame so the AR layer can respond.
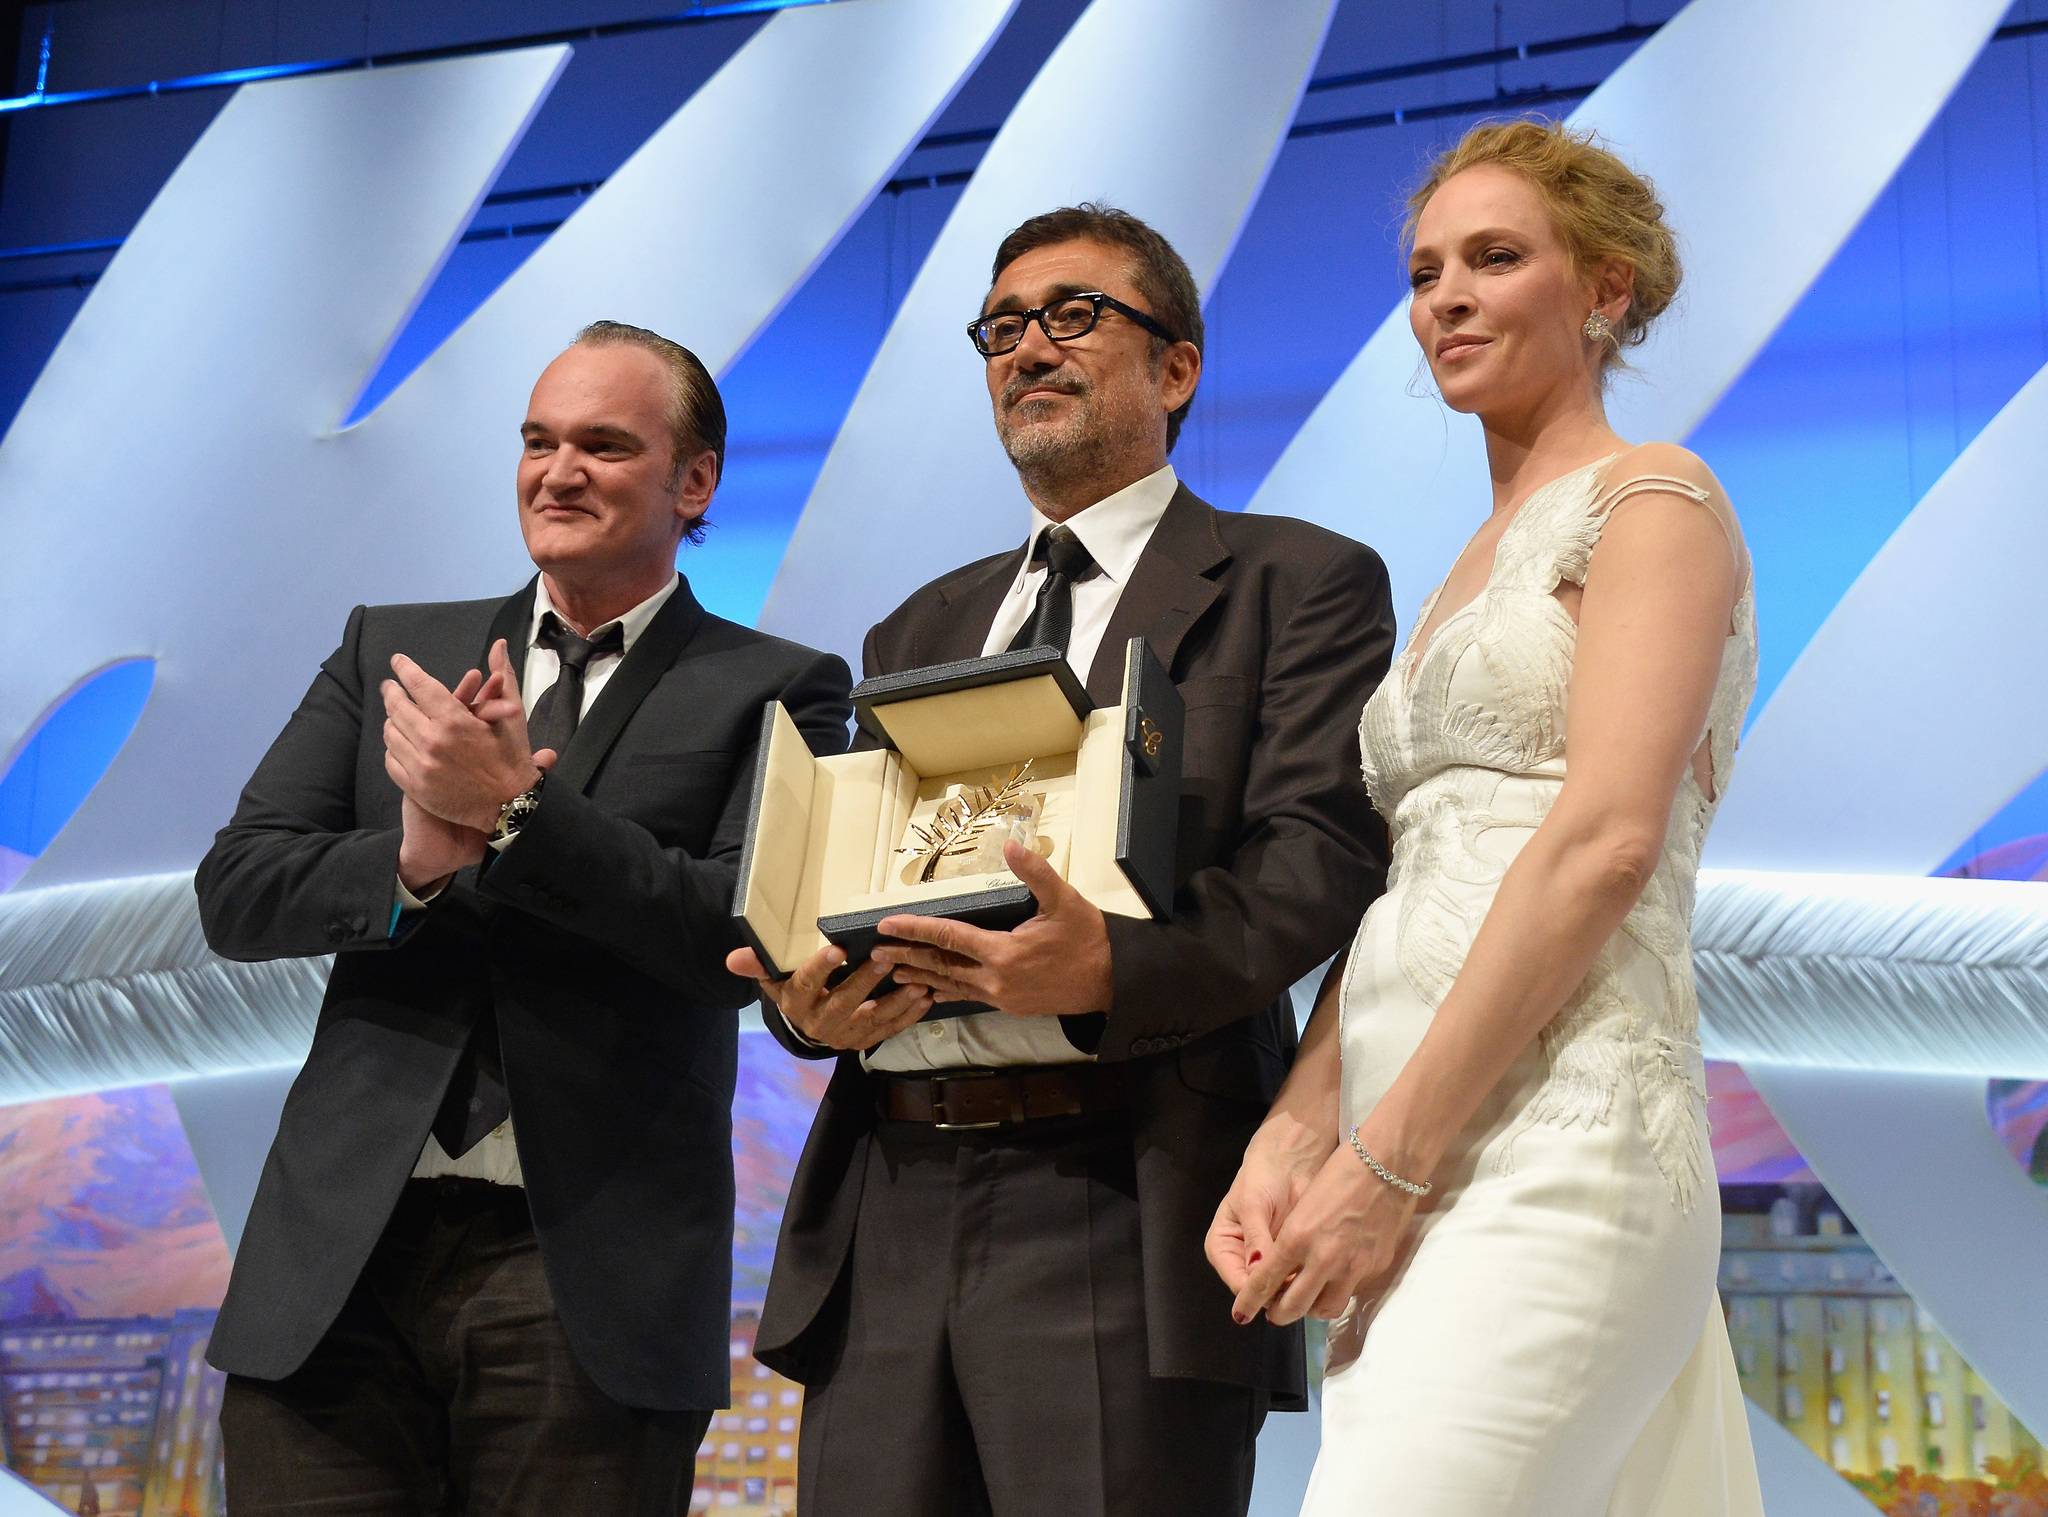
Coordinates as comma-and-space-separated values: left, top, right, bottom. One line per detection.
530, 572, 679, 653
1019, 464, 1177, 589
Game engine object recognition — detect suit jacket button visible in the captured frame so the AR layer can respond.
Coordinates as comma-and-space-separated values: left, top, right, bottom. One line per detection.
518, 884, 534, 899
324, 922, 345, 944
350, 914, 367, 933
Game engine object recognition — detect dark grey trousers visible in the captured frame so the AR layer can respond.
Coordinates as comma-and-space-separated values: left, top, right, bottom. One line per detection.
796, 1111, 1267, 1517
220, 1179, 711, 1516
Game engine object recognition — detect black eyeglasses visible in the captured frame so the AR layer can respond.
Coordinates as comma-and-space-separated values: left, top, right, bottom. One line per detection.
966, 292, 1180, 358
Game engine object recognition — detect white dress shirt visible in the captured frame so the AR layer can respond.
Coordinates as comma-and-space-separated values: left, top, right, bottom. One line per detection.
864, 464, 1178, 1074
411, 572, 681, 1185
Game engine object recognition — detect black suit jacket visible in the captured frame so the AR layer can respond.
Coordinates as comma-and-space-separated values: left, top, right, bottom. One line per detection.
754, 486, 1395, 1407
195, 575, 851, 1411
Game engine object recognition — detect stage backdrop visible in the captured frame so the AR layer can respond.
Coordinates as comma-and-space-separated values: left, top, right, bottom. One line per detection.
6, 2, 2048, 1515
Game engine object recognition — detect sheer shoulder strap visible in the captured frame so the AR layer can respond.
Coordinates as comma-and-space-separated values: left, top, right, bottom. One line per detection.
1585, 443, 1751, 593
1598, 471, 1710, 508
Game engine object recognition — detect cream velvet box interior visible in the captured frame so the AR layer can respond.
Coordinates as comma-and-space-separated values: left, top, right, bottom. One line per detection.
733, 639, 1183, 985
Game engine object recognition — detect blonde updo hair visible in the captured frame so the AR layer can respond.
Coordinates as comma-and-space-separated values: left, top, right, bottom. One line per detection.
1405, 120, 1680, 370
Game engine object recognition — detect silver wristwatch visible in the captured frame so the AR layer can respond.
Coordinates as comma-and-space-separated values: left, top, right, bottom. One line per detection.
491, 772, 546, 845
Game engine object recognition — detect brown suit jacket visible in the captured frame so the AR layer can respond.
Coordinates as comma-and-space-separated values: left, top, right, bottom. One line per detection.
755, 485, 1395, 1406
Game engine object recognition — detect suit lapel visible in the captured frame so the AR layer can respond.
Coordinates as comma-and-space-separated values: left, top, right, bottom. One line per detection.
1084, 484, 1229, 704
481, 579, 537, 679
925, 551, 1025, 667
551, 575, 707, 794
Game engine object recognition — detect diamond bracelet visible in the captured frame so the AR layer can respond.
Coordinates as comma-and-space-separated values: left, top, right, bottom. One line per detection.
1348, 1127, 1432, 1198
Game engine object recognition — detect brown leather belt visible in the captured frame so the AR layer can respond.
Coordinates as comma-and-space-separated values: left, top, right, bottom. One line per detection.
875, 1065, 1128, 1130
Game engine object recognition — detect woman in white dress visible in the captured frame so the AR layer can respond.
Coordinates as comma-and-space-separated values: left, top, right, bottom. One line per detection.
1207, 121, 1766, 1515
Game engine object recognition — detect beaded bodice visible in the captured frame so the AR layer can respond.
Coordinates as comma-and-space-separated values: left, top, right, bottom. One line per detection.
1356, 455, 1757, 1207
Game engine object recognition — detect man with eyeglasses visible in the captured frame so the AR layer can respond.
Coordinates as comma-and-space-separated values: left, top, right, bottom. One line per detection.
730, 204, 1396, 1515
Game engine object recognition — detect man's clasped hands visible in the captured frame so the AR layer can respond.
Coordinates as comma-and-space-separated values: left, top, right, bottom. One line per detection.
379, 640, 551, 898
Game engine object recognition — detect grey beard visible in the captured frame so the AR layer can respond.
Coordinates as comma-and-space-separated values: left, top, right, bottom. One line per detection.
997, 370, 1161, 501
1000, 406, 1092, 477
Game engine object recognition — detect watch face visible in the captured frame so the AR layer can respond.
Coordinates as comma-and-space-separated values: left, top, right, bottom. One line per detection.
496, 789, 538, 840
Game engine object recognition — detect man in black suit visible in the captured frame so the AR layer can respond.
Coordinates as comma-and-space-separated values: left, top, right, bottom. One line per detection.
196, 320, 851, 1514
728, 207, 1396, 1515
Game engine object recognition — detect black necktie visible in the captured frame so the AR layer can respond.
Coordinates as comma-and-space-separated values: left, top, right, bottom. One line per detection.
526, 613, 625, 760
1006, 526, 1096, 655
1004, 528, 1108, 1056
427, 613, 623, 1161
431, 1010, 510, 1161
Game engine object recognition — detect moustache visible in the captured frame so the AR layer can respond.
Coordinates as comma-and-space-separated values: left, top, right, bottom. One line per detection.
1002, 373, 1088, 410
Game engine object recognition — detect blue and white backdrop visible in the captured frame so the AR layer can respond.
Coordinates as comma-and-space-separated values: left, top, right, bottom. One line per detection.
1, 2, 2046, 1513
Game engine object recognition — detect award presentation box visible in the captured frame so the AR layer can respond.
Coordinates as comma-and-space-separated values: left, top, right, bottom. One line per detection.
732, 638, 1183, 1016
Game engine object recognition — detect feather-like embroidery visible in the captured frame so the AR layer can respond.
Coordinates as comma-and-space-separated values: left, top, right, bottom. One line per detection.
1351, 457, 1758, 1208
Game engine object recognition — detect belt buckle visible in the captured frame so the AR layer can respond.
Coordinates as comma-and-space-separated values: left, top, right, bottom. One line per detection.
930, 1073, 1003, 1132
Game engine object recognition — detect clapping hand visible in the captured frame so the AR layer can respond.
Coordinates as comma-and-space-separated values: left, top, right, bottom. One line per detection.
467, 640, 560, 772
397, 791, 487, 896
387, 641, 554, 896
383, 640, 551, 833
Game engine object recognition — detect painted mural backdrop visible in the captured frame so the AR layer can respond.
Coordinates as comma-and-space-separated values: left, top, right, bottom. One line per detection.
717, 1046, 832, 1513
5, 1044, 2047, 1517
1713, 1060, 2048, 1517
0, 1085, 231, 1515
0, 1040, 829, 1516
5, 853, 2044, 1480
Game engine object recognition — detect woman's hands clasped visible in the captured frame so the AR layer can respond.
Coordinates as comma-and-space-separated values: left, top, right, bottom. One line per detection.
1206, 1118, 1325, 1301
1209, 1113, 1428, 1328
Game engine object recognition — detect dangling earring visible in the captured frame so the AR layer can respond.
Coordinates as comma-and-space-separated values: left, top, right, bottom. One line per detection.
1582, 311, 1615, 345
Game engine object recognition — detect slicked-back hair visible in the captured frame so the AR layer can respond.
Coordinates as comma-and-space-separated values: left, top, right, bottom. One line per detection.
988, 204, 1203, 451
574, 319, 726, 544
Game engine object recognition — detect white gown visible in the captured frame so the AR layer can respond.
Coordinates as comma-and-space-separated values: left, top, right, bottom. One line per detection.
1305, 456, 1766, 1516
